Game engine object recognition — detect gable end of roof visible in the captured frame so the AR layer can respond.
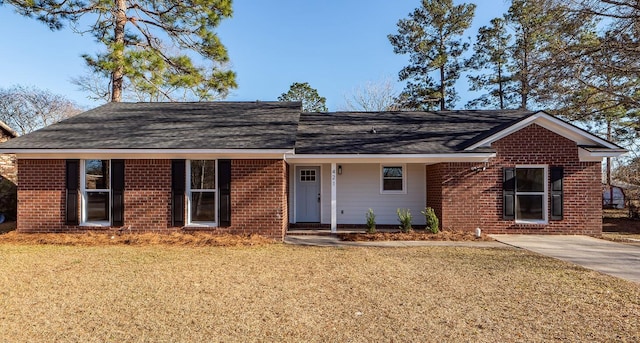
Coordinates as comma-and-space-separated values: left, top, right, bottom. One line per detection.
464, 111, 625, 152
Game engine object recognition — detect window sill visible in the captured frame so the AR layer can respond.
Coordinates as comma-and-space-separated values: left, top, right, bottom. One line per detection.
515, 220, 548, 226
185, 223, 217, 228
80, 221, 111, 227
380, 191, 407, 195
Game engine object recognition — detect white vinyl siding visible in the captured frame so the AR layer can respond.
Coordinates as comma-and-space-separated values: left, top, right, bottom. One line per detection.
290, 163, 426, 225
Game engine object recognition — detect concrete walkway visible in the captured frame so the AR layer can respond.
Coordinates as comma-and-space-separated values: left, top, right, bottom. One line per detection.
284, 235, 505, 248
491, 235, 640, 283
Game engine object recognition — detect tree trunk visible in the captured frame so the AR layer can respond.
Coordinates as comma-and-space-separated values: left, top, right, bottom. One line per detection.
498, 65, 504, 109
607, 118, 613, 206
439, 65, 445, 111
521, 42, 528, 110
111, 0, 127, 102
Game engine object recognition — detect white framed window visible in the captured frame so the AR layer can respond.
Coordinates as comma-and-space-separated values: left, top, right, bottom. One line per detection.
380, 164, 406, 194
515, 165, 548, 224
81, 159, 111, 226
187, 160, 217, 226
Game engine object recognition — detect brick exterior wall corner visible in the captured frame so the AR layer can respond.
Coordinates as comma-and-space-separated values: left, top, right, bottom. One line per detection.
426, 124, 603, 236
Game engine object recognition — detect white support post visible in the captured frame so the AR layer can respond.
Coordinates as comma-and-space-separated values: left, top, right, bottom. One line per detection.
331, 162, 337, 233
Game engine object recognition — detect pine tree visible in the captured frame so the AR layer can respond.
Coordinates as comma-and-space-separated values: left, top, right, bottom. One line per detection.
465, 18, 514, 109
278, 82, 328, 112
6, 0, 237, 102
388, 0, 475, 111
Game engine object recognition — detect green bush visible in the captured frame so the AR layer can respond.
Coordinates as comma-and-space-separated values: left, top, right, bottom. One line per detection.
365, 208, 376, 233
421, 207, 439, 234
396, 208, 412, 233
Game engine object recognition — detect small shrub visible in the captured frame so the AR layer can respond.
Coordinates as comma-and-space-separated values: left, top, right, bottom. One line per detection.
365, 208, 376, 233
397, 208, 412, 233
421, 207, 439, 234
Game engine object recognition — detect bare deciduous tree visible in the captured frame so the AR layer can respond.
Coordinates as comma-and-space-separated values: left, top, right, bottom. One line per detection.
0, 85, 82, 135
341, 78, 400, 112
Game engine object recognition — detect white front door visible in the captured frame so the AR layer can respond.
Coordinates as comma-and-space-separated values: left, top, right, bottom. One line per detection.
296, 166, 321, 222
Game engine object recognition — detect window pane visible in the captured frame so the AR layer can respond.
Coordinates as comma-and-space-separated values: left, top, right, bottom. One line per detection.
383, 167, 403, 178
191, 160, 216, 190
87, 192, 109, 221
517, 195, 544, 220
383, 179, 403, 191
191, 191, 216, 222
516, 168, 544, 192
86, 160, 109, 190
300, 169, 316, 182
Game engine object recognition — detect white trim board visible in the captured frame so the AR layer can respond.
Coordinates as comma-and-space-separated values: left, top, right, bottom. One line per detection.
285, 153, 495, 164
465, 111, 624, 151
9, 149, 293, 159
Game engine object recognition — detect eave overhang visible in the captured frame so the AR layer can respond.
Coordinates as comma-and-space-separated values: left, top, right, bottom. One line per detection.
284, 152, 496, 164
2, 149, 295, 160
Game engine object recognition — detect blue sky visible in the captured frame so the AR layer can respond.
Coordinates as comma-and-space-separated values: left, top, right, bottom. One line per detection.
0, 1, 510, 111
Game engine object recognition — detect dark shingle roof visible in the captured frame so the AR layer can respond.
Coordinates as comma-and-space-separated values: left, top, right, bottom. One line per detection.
0, 101, 301, 150
295, 110, 535, 154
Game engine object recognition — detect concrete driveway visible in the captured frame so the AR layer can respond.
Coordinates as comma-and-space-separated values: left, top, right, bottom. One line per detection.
491, 235, 640, 283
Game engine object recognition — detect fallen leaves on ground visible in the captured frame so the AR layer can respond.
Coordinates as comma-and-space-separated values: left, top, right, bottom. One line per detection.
0, 231, 273, 247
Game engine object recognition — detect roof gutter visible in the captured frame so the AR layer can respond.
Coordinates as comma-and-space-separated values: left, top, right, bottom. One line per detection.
5, 149, 295, 160
284, 152, 496, 164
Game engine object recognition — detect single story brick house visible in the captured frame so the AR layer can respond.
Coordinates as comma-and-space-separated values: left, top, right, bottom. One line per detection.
0, 102, 626, 240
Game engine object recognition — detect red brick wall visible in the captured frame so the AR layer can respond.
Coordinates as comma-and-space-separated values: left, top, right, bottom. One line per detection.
124, 159, 172, 232
17, 159, 70, 232
17, 159, 289, 239
215, 159, 288, 240
427, 124, 602, 235
426, 164, 444, 229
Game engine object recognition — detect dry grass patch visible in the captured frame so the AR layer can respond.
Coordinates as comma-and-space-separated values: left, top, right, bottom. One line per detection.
0, 244, 638, 342
0, 231, 272, 247
339, 230, 493, 241
602, 232, 640, 246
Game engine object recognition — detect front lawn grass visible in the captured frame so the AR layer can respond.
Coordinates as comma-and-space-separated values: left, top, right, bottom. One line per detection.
0, 244, 638, 342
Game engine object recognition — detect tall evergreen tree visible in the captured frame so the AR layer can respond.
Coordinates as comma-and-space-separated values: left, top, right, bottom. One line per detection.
504, 0, 553, 109
5, 0, 237, 102
500, 0, 590, 110
465, 18, 514, 109
549, 31, 637, 187
388, 0, 475, 111
278, 82, 328, 112
560, 1, 640, 110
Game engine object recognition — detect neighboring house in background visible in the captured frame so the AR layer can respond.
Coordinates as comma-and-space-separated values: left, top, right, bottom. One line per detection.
0, 121, 18, 183
0, 102, 626, 240
0, 121, 18, 221
602, 184, 626, 209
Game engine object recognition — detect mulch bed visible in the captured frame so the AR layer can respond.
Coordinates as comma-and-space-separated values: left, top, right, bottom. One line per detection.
0, 231, 273, 247
338, 230, 494, 242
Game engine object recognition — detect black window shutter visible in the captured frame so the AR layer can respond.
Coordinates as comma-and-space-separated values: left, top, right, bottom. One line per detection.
550, 167, 564, 220
503, 167, 516, 220
171, 160, 186, 227
65, 160, 80, 225
218, 159, 231, 227
111, 159, 125, 226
